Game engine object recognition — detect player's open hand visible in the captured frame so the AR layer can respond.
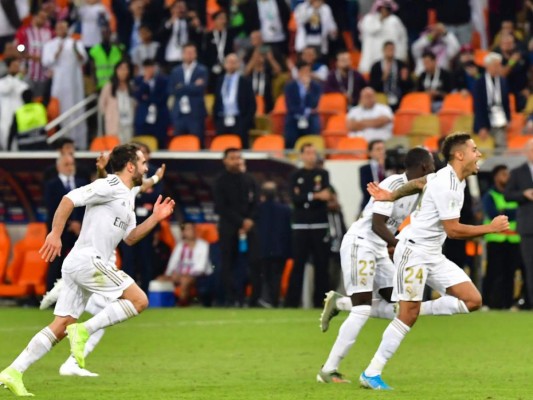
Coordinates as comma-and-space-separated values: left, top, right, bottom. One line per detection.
367, 182, 393, 201
96, 152, 109, 171
39, 232, 62, 262
152, 195, 175, 221
155, 163, 166, 181
490, 215, 510, 233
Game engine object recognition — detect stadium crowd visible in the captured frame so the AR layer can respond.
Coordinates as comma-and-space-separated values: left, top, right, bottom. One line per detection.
1, 0, 532, 309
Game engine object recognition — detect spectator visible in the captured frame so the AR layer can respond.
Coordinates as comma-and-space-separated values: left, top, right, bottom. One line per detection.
496, 34, 529, 112
256, 181, 292, 307
369, 41, 412, 110
286, 143, 331, 308
98, 60, 135, 143
0, 43, 19, 78
158, 222, 213, 306
359, 139, 386, 211
88, 25, 124, 91
0, 0, 29, 53
290, 46, 328, 83
131, 25, 160, 75
416, 51, 452, 113
78, 0, 110, 50
8, 89, 48, 151
243, 30, 285, 70
452, 45, 482, 95
284, 61, 322, 149
358, 0, 408, 74
158, 1, 203, 72
120, 142, 164, 293
14, 8, 53, 97
505, 139, 533, 309
244, 39, 281, 114
346, 87, 393, 142
0, 57, 29, 151
213, 148, 259, 307
42, 21, 88, 150
246, 0, 291, 55
491, 20, 525, 51
133, 59, 170, 149
43, 153, 86, 291
324, 50, 367, 108
203, 10, 235, 93
473, 52, 510, 149
482, 165, 522, 310
213, 53, 256, 149
433, 0, 472, 46
412, 23, 460, 75
168, 42, 208, 145
43, 137, 92, 182
326, 188, 346, 292
294, 0, 338, 58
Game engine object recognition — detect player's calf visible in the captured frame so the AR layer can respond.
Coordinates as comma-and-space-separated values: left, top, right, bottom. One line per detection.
397, 301, 421, 327
446, 281, 482, 312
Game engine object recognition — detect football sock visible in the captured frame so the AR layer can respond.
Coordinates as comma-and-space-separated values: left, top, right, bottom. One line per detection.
11, 327, 59, 373
370, 299, 396, 319
84, 299, 138, 335
322, 305, 371, 373
335, 296, 353, 311
364, 318, 410, 377
419, 296, 469, 315
84, 327, 105, 357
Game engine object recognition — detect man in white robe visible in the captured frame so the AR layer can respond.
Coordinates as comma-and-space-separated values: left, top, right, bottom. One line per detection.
42, 21, 88, 150
0, 58, 29, 150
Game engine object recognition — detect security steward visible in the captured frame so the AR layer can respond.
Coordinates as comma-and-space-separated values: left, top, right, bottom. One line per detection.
285, 143, 331, 308
8, 89, 48, 151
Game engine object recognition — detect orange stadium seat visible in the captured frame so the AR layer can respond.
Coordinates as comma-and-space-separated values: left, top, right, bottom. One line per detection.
474, 49, 489, 67
438, 110, 467, 136
195, 223, 219, 244
509, 93, 517, 114
350, 50, 361, 69
252, 134, 285, 154
0, 224, 10, 282
393, 110, 425, 135
508, 135, 533, 149
270, 95, 287, 135
90, 135, 120, 151
318, 93, 348, 115
441, 93, 473, 113
325, 114, 348, 132
507, 113, 526, 138
168, 135, 201, 151
423, 135, 441, 152
255, 95, 265, 116
210, 134, 242, 151
398, 92, 431, 113
47, 97, 60, 121
330, 136, 368, 160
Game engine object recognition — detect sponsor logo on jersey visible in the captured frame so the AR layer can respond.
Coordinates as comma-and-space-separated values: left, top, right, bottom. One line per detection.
113, 217, 128, 231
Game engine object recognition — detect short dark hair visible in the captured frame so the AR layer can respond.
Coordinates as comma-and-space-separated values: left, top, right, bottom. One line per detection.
223, 147, 241, 158
296, 60, 310, 71
183, 42, 197, 50
404, 147, 432, 169
300, 142, 314, 153
131, 141, 150, 154
491, 164, 508, 179
139, 24, 152, 32
212, 10, 226, 20
368, 139, 384, 152
180, 221, 195, 230
422, 50, 436, 60
54, 137, 75, 150
383, 41, 394, 48
142, 58, 156, 67
109, 143, 140, 172
441, 132, 471, 162
22, 89, 34, 103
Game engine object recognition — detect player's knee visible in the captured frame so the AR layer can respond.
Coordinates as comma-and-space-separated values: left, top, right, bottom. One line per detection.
132, 291, 149, 313
465, 293, 482, 312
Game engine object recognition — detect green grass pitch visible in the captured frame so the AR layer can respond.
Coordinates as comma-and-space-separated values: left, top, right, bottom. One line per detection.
0, 308, 532, 400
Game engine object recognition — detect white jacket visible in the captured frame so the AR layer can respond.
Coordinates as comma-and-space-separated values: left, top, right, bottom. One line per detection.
165, 239, 212, 277
294, 1, 337, 55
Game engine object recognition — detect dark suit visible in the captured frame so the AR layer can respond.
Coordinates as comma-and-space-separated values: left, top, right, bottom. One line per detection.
43, 176, 87, 290
505, 162, 533, 307
359, 162, 385, 212
369, 59, 413, 109
133, 74, 170, 149
168, 62, 208, 144
202, 29, 235, 92
284, 79, 322, 149
473, 75, 511, 132
324, 68, 367, 107
156, 19, 203, 67
213, 74, 256, 148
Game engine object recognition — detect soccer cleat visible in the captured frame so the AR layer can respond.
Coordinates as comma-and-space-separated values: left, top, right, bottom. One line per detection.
59, 358, 99, 377
0, 367, 34, 397
359, 372, 392, 390
39, 279, 64, 310
66, 323, 90, 369
316, 369, 351, 383
319, 291, 342, 332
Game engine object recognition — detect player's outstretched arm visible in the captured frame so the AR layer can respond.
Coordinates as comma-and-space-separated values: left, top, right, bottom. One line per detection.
124, 195, 175, 246
441, 215, 510, 240
39, 196, 75, 262
367, 176, 427, 202
96, 152, 109, 179
139, 163, 166, 193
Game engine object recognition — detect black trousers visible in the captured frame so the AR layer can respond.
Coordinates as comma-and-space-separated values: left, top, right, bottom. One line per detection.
260, 257, 286, 307
285, 228, 330, 308
519, 235, 533, 307
219, 228, 259, 305
483, 241, 522, 309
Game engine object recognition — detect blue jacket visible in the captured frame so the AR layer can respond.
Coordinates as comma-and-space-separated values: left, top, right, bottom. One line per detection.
284, 80, 321, 119
256, 200, 292, 259
133, 75, 170, 131
168, 63, 208, 118
473, 75, 511, 132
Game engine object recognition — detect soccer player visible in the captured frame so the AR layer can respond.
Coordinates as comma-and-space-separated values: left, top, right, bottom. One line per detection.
359, 133, 509, 390
316, 147, 435, 384
0, 144, 175, 396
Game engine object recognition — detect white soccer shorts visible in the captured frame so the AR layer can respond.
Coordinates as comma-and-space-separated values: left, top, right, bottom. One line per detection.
340, 234, 395, 296
54, 249, 135, 319
392, 240, 471, 302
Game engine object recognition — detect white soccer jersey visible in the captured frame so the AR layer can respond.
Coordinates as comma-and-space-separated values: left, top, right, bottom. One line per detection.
65, 175, 137, 262
398, 164, 465, 251
346, 173, 419, 251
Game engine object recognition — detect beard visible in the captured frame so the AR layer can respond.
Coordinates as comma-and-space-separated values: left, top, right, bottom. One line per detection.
132, 170, 144, 186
